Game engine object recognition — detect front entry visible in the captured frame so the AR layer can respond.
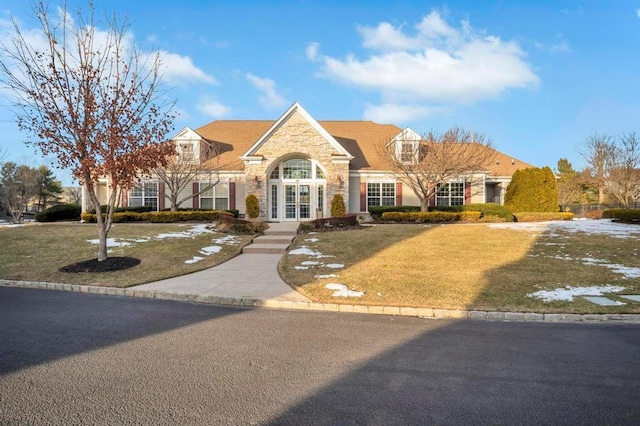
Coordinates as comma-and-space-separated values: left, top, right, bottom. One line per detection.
284, 183, 311, 221
267, 157, 327, 222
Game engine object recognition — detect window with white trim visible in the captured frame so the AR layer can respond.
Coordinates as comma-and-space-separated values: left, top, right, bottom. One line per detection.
129, 182, 158, 211
367, 182, 395, 207
200, 182, 229, 210
400, 141, 415, 162
436, 182, 464, 206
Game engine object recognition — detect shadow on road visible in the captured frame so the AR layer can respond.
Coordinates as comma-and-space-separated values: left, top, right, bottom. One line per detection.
0, 287, 246, 375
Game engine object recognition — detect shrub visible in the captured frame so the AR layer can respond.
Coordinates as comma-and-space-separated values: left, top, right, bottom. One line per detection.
504, 166, 559, 212
513, 212, 574, 222
381, 211, 481, 223
246, 194, 259, 219
330, 194, 346, 217
35, 203, 81, 222
87, 205, 153, 214
213, 214, 268, 234
81, 210, 222, 223
368, 205, 420, 221
603, 209, 640, 221
431, 203, 514, 222
298, 213, 358, 232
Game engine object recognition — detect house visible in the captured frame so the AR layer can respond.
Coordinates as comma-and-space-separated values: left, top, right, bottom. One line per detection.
82, 102, 533, 221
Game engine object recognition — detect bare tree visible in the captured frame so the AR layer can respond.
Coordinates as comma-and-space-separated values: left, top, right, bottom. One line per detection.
606, 132, 640, 207
153, 140, 221, 211
378, 128, 495, 211
0, 162, 41, 223
581, 134, 616, 205
0, 2, 175, 260
64, 186, 82, 205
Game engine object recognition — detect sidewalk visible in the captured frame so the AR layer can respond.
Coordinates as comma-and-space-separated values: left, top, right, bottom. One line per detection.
135, 222, 310, 302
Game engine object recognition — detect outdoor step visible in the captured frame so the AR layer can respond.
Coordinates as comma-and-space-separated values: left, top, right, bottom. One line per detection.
263, 229, 297, 236
243, 243, 290, 254
253, 235, 294, 245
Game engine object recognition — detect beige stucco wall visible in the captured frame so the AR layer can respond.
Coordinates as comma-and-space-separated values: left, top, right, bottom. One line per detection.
243, 110, 350, 220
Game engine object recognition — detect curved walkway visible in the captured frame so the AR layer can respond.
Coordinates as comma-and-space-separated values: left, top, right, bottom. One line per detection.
134, 222, 310, 302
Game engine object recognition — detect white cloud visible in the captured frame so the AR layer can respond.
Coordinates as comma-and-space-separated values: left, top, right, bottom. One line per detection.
158, 51, 217, 85
197, 98, 231, 118
246, 73, 288, 110
637, 9, 640, 18
363, 103, 446, 123
550, 40, 570, 52
308, 11, 539, 122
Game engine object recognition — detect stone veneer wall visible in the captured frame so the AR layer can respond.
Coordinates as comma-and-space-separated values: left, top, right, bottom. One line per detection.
243, 110, 350, 220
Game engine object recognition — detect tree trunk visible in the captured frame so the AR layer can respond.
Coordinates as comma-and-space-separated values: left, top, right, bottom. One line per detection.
420, 198, 429, 212
97, 223, 108, 262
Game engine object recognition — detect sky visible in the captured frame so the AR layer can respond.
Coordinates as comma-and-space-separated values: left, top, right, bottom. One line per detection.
0, 0, 639, 186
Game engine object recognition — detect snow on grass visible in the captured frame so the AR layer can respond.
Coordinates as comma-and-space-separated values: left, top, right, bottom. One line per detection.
301, 261, 322, 266
155, 224, 214, 240
489, 219, 640, 239
315, 274, 339, 279
295, 266, 309, 270
325, 264, 345, 269
288, 245, 334, 258
527, 285, 626, 302
305, 237, 320, 243
212, 235, 239, 245
325, 283, 364, 297
199, 246, 222, 255
185, 256, 205, 264
86, 238, 131, 247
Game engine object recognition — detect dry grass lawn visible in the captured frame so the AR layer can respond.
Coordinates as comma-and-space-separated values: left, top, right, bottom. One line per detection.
0, 222, 253, 287
280, 222, 640, 314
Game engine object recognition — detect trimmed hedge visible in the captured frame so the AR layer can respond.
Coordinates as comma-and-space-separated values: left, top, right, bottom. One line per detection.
504, 166, 559, 213
603, 209, 640, 221
81, 210, 225, 223
431, 203, 514, 222
88, 205, 153, 214
368, 205, 421, 221
513, 212, 574, 222
298, 213, 358, 232
381, 211, 481, 223
160, 207, 240, 218
35, 203, 81, 222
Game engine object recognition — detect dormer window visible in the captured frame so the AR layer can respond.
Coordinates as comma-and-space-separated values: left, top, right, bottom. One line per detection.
391, 127, 421, 164
179, 143, 194, 162
400, 141, 415, 163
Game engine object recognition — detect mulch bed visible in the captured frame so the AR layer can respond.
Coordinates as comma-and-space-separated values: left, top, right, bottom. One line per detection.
59, 257, 141, 273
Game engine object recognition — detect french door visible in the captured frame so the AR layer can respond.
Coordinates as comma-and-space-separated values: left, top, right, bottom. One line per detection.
284, 183, 311, 221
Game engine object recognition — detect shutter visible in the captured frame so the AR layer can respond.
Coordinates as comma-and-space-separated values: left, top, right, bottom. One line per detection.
158, 182, 165, 210
465, 181, 471, 205
192, 182, 199, 209
360, 182, 366, 212
396, 182, 402, 206
229, 182, 236, 210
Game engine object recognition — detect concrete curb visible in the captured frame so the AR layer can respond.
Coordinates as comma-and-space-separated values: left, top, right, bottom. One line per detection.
2, 279, 640, 324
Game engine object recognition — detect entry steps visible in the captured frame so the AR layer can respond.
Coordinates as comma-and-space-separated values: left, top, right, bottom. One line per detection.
242, 222, 299, 254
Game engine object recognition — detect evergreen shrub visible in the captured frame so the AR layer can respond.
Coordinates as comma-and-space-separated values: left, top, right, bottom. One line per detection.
35, 204, 81, 222
246, 195, 260, 219
330, 194, 346, 217
504, 167, 559, 212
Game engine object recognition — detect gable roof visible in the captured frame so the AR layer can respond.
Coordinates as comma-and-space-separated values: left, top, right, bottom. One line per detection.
241, 102, 353, 161
193, 114, 533, 176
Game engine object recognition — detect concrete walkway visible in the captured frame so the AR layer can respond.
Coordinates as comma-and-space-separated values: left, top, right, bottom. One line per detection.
135, 222, 310, 302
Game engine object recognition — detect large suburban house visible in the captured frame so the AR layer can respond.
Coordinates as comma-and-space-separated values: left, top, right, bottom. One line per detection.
82, 102, 533, 222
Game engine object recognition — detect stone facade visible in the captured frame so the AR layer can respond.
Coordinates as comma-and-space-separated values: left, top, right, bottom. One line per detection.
243, 110, 350, 220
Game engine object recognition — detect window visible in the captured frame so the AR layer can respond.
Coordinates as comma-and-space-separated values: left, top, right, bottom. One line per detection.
436, 182, 464, 206
200, 182, 229, 210
283, 158, 312, 179
179, 143, 194, 161
400, 142, 415, 162
367, 182, 395, 207
129, 182, 158, 211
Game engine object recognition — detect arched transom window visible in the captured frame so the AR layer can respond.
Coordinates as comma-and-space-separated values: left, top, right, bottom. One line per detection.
269, 158, 326, 180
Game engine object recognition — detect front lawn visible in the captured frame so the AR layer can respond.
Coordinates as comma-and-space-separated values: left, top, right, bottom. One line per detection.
280, 221, 640, 314
0, 222, 253, 287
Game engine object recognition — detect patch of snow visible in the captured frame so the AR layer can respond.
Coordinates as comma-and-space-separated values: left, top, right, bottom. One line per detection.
295, 266, 309, 270
155, 224, 213, 240
288, 245, 334, 258
212, 235, 238, 245
305, 238, 320, 243
489, 219, 640, 239
86, 238, 131, 248
325, 263, 345, 269
527, 285, 626, 302
315, 274, 339, 279
325, 283, 364, 298
185, 256, 204, 264
199, 246, 222, 255
301, 261, 322, 266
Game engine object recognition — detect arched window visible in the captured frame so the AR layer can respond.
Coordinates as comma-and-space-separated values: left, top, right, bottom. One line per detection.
283, 158, 312, 179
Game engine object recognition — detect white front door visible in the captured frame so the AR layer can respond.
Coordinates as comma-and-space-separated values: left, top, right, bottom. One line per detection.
284, 183, 312, 221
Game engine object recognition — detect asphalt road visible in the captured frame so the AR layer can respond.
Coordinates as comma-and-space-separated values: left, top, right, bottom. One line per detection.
1, 287, 639, 425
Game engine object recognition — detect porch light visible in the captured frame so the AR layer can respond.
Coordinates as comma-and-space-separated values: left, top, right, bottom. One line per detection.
335, 174, 344, 188
254, 175, 262, 188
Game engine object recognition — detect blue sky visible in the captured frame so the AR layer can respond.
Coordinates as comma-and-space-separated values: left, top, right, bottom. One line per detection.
1, 0, 639, 186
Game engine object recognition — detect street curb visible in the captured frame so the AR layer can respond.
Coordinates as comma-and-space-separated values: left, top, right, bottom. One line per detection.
2, 279, 640, 324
